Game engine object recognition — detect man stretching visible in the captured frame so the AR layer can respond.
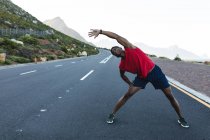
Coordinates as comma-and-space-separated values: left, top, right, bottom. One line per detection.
88, 29, 189, 128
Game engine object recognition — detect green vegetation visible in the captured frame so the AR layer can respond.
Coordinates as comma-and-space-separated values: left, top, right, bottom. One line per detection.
159, 56, 170, 60
7, 55, 31, 63
148, 54, 157, 58
0, 48, 5, 53
174, 54, 182, 61
19, 35, 39, 45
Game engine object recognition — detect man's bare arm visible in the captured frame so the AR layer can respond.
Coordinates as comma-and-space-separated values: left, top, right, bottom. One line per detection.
88, 29, 136, 49
120, 69, 133, 86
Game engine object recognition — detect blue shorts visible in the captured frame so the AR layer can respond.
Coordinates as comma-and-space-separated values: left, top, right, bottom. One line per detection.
133, 65, 170, 90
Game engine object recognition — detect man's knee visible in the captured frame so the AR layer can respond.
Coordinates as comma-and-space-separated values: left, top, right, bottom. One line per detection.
164, 90, 176, 102
123, 86, 140, 100
123, 93, 133, 100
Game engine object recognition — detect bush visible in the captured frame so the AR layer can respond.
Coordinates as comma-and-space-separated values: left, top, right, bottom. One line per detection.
159, 56, 169, 59
46, 55, 57, 60
0, 48, 6, 53
61, 46, 68, 53
4, 59, 13, 65
58, 55, 65, 59
8, 55, 31, 63
148, 54, 157, 57
19, 35, 38, 45
174, 55, 182, 61
0, 38, 21, 49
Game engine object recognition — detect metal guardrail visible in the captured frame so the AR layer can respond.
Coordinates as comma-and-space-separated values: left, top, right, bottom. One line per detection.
0, 28, 54, 36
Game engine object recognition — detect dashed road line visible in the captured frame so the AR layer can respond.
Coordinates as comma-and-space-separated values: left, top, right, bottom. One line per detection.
80, 70, 94, 81
40, 109, 47, 112
100, 55, 112, 64
55, 64, 63, 67
20, 70, 37, 75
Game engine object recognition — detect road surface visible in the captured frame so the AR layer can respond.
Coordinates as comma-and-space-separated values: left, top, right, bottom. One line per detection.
0, 50, 209, 140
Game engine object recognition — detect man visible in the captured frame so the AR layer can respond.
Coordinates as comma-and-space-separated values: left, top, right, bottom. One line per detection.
88, 29, 189, 128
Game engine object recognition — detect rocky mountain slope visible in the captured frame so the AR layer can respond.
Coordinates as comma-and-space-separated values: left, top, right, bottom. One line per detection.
44, 17, 86, 43
0, 0, 98, 65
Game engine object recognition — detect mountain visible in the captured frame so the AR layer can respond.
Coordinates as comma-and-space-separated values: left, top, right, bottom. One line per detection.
134, 42, 205, 60
94, 39, 119, 49
0, 0, 98, 65
94, 39, 206, 60
44, 17, 94, 46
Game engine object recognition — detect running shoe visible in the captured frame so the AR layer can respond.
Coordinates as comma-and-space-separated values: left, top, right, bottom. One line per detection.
106, 113, 115, 124
178, 118, 190, 128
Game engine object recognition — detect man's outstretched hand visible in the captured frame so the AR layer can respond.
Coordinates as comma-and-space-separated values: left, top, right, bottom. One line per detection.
88, 29, 101, 39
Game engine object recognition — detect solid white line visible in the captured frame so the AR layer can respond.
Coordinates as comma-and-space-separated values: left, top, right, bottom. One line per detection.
55, 64, 63, 67
20, 70, 37, 75
80, 70, 94, 81
99, 55, 112, 64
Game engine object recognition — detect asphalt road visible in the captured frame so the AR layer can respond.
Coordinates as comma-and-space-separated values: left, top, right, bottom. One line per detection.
0, 50, 209, 140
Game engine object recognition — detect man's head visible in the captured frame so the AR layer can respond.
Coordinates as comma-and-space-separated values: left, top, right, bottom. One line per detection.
111, 46, 124, 58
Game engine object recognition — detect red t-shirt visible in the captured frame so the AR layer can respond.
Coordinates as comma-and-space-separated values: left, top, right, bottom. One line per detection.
119, 47, 155, 79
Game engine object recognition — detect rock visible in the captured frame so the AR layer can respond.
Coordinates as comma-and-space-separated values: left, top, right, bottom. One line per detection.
72, 44, 77, 48
11, 39, 24, 45
33, 20, 38, 24
0, 53, 6, 62
78, 51, 87, 56
33, 57, 47, 62
39, 57, 47, 62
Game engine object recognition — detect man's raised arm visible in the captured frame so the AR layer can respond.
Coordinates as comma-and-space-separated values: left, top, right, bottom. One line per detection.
88, 29, 136, 49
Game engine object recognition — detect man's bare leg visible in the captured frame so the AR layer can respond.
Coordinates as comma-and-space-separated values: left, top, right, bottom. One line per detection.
162, 87, 183, 118
162, 87, 189, 128
107, 86, 141, 123
112, 86, 141, 114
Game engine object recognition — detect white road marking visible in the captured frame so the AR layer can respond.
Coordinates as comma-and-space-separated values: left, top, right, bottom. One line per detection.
40, 109, 47, 112
71, 62, 76, 63
100, 55, 112, 63
20, 70, 37, 75
55, 64, 63, 67
16, 129, 23, 132
80, 70, 94, 81
58, 97, 62, 99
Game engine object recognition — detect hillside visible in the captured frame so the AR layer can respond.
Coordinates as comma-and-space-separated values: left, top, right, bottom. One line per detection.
0, 0, 99, 65
44, 17, 86, 43
44, 17, 95, 47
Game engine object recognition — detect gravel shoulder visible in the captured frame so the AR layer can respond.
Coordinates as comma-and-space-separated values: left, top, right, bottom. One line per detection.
152, 58, 210, 98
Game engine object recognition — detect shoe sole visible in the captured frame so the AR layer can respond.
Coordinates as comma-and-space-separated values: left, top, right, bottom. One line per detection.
178, 120, 190, 128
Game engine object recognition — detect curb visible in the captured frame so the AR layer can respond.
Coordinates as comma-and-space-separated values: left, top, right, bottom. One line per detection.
0, 51, 103, 70
166, 76, 210, 105
0, 56, 88, 70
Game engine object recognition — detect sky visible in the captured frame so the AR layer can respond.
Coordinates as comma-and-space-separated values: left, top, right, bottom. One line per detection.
11, 0, 210, 58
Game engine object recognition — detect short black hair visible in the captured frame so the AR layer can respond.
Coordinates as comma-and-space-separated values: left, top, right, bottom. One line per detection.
110, 46, 121, 55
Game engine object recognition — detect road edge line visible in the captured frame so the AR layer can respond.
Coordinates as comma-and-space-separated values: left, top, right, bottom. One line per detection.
166, 76, 210, 108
